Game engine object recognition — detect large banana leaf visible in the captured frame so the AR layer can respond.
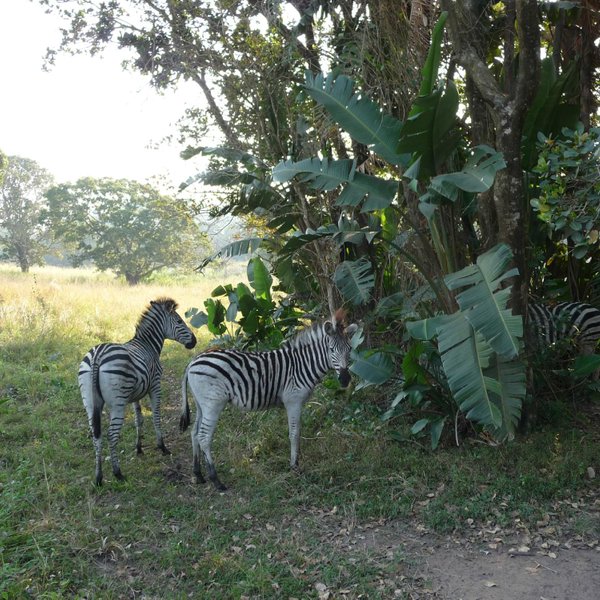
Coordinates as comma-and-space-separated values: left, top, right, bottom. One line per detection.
304, 72, 406, 166
486, 356, 525, 440
444, 243, 522, 359
350, 349, 394, 386
333, 257, 375, 306
397, 83, 461, 180
405, 243, 525, 432
197, 237, 263, 271
428, 146, 506, 202
437, 313, 502, 428
272, 158, 397, 212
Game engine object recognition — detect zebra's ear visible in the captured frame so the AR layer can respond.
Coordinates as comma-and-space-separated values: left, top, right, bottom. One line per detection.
345, 323, 358, 337
324, 320, 335, 336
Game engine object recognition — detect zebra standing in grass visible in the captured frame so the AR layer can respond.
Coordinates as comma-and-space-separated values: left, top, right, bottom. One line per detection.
180, 309, 358, 490
79, 298, 197, 485
527, 301, 600, 378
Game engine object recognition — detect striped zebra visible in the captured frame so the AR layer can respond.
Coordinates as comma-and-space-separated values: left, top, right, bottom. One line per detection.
179, 309, 358, 490
79, 298, 197, 486
527, 301, 600, 378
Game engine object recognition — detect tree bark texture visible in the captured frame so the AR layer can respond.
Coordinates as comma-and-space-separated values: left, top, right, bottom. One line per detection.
441, 0, 540, 316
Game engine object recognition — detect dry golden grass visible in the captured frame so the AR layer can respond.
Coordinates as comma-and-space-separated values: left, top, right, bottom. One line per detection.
0, 262, 247, 346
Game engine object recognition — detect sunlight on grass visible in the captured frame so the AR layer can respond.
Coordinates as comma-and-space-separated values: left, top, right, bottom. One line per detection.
0, 263, 598, 598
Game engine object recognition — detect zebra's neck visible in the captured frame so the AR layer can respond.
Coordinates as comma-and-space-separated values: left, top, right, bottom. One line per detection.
285, 325, 331, 386
132, 319, 165, 356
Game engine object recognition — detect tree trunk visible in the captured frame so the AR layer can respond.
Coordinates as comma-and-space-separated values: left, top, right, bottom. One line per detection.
441, 0, 540, 316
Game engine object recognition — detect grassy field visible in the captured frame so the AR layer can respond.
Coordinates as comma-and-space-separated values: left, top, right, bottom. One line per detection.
1, 265, 599, 599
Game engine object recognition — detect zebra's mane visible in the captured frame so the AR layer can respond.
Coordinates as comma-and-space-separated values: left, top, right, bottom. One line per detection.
284, 309, 348, 349
135, 297, 178, 333
284, 322, 324, 349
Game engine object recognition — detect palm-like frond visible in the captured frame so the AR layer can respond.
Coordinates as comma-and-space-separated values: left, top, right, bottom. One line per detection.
445, 243, 522, 359
272, 158, 397, 212
333, 257, 375, 306
406, 244, 525, 433
303, 72, 406, 166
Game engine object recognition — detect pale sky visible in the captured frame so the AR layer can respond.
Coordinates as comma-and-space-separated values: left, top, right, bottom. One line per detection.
1, 0, 204, 188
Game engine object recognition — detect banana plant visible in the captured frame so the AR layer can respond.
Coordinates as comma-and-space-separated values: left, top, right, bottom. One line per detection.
406, 243, 525, 441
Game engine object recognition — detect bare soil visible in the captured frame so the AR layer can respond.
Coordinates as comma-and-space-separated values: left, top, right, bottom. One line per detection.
317, 506, 600, 599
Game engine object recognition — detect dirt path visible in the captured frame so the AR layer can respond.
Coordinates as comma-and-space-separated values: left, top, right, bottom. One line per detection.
314, 501, 600, 599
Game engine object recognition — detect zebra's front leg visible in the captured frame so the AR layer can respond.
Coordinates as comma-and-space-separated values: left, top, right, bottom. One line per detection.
148, 386, 170, 455
284, 397, 304, 470
133, 401, 144, 454
107, 404, 126, 481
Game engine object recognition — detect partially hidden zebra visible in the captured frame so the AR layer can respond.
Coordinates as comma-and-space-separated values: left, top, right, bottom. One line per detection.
527, 301, 600, 379
79, 298, 197, 485
179, 309, 358, 490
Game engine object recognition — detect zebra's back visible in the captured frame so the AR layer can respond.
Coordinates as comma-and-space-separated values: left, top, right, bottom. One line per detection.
187, 348, 290, 411
79, 342, 156, 404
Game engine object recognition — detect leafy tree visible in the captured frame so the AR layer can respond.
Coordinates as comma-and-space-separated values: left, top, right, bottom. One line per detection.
0, 156, 54, 272
43, 178, 208, 284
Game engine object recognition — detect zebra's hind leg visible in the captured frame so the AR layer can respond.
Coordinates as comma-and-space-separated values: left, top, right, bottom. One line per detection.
92, 431, 103, 486
149, 388, 170, 455
191, 409, 205, 484
198, 413, 227, 491
107, 404, 126, 481
133, 401, 144, 454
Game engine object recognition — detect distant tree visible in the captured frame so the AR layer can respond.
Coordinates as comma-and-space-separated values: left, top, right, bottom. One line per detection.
0, 156, 54, 272
0, 151, 7, 185
43, 177, 209, 284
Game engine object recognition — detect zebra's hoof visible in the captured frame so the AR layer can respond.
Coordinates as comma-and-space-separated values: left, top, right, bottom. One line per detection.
95, 476, 103, 487
136, 445, 144, 455
114, 470, 126, 482
158, 442, 171, 455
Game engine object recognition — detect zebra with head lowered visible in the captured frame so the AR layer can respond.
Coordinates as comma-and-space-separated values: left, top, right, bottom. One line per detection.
79, 298, 197, 485
180, 309, 358, 490
527, 301, 600, 379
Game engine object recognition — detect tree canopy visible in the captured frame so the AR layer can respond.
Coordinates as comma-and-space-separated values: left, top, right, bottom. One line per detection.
43, 177, 209, 284
0, 155, 54, 272
38, 0, 600, 440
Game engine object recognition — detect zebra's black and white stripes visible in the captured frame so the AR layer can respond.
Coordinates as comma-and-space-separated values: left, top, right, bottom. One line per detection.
180, 309, 358, 490
79, 298, 196, 485
527, 301, 600, 378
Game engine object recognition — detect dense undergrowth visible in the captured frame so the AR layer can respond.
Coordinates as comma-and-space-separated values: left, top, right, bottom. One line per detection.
0, 266, 598, 598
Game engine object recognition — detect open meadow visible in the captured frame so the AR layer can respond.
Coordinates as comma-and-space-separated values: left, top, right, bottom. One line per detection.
1, 265, 599, 599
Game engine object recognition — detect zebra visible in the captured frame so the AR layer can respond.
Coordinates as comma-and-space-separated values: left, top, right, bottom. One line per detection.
79, 297, 197, 486
527, 301, 600, 379
179, 309, 358, 490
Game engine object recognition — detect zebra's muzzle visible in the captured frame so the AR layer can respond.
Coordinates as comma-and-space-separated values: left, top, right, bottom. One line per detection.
185, 335, 197, 349
338, 368, 351, 388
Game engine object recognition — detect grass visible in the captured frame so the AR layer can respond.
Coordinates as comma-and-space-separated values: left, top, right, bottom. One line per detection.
1, 264, 599, 598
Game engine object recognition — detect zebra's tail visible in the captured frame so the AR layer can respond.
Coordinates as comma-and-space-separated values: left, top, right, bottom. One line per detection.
180, 365, 191, 432
91, 357, 103, 439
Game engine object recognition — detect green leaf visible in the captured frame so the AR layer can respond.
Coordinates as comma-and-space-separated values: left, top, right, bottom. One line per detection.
198, 237, 263, 271
428, 147, 506, 201
398, 83, 461, 180
486, 357, 525, 441
273, 158, 397, 212
304, 72, 406, 165
436, 313, 502, 428
445, 243, 522, 359
349, 350, 394, 384
411, 418, 430, 435
573, 355, 600, 377
333, 257, 375, 306
247, 256, 272, 301
429, 417, 447, 450
417, 12, 448, 97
